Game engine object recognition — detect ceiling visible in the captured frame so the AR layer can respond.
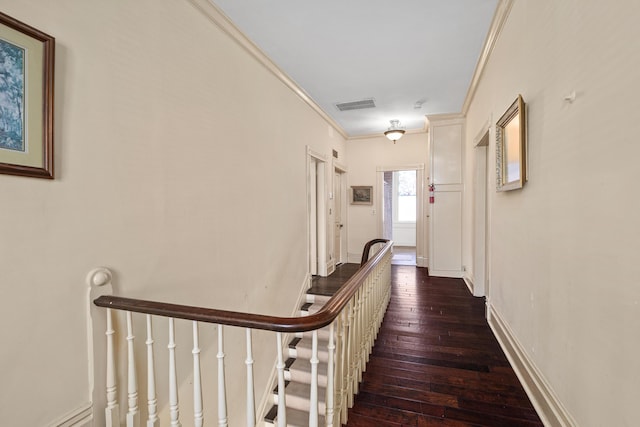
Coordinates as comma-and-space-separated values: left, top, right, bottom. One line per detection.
210, 0, 499, 138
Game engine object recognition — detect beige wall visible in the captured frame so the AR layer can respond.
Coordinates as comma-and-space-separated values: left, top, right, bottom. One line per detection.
346, 133, 428, 261
464, 1, 640, 425
0, 0, 345, 425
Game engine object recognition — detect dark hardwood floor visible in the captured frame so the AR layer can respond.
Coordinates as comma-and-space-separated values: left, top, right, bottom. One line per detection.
309, 263, 361, 296
343, 265, 543, 427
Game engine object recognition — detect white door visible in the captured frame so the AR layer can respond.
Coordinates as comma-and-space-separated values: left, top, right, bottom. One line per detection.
334, 170, 343, 264
428, 117, 464, 278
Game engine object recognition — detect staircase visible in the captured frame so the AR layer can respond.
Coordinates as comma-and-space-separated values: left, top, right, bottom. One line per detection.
91, 240, 392, 427
264, 292, 333, 426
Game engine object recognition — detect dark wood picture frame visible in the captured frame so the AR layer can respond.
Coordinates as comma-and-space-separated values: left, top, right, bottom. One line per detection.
0, 11, 55, 179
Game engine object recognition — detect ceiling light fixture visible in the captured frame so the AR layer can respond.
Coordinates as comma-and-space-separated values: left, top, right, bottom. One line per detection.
384, 120, 405, 143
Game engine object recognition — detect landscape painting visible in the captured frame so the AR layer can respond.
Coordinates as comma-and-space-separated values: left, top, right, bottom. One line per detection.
351, 186, 373, 205
0, 38, 25, 152
0, 11, 54, 179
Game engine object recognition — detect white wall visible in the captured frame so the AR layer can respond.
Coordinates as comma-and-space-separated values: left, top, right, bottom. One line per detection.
0, 0, 345, 425
464, 1, 640, 425
346, 133, 427, 261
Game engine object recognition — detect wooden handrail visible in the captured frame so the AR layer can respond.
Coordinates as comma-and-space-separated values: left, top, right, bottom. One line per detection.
360, 238, 390, 266
94, 240, 392, 333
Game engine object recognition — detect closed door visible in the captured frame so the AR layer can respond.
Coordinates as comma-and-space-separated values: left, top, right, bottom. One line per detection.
428, 118, 464, 278
334, 171, 343, 264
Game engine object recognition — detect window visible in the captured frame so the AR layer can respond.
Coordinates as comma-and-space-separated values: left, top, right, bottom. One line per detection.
394, 170, 416, 222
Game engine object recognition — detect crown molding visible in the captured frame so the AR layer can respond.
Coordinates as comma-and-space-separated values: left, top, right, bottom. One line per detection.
461, 0, 515, 115
187, 0, 348, 140
425, 113, 466, 126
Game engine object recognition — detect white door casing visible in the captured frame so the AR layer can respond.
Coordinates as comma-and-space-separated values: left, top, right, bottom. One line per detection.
472, 122, 490, 297
333, 162, 348, 265
307, 147, 329, 276
376, 164, 426, 267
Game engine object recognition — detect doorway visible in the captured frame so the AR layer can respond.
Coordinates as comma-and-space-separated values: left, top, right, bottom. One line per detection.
472, 125, 490, 297
308, 148, 328, 276
379, 167, 423, 266
333, 163, 347, 266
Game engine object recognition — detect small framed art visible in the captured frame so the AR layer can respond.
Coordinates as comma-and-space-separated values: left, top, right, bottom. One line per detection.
351, 186, 373, 205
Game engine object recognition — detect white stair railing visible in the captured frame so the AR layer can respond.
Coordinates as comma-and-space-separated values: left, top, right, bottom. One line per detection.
217, 325, 228, 427
275, 332, 287, 427
92, 239, 392, 427
105, 308, 120, 427
145, 315, 159, 427
168, 318, 181, 427
245, 328, 256, 427
126, 312, 140, 427
192, 322, 204, 427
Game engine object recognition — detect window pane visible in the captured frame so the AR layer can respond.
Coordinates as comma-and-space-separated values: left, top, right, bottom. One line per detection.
398, 195, 416, 222
398, 170, 416, 196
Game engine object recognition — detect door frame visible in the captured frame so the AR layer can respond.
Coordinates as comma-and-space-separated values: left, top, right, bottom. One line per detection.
472, 120, 491, 297
307, 146, 329, 276
376, 163, 426, 267
333, 161, 348, 266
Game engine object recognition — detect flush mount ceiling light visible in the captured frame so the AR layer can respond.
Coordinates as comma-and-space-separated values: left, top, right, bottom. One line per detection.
384, 120, 405, 143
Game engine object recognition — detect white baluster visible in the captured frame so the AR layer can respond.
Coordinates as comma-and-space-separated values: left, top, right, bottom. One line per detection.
346, 300, 355, 408
275, 332, 287, 427
338, 311, 348, 425
309, 330, 319, 427
245, 329, 256, 427
193, 322, 204, 427
325, 322, 336, 427
126, 312, 140, 427
105, 308, 120, 427
365, 277, 373, 363
359, 285, 366, 380
168, 318, 182, 427
217, 325, 228, 427
354, 289, 363, 392
146, 315, 159, 427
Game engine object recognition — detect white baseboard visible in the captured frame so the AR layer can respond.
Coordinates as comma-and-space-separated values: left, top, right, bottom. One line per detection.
416, 256, 428, 268
428, 269, 464, 278
463, 276, 474, 294
488, 305, 577, 427
48, 403, 92, 427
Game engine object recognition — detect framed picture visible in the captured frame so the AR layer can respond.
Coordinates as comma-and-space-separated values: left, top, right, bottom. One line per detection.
351, 186, 373, 205
496, 95, 526, 191
0, 12, 55, 179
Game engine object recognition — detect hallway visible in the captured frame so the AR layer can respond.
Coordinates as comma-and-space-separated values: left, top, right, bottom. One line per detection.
345, 266, 543, 426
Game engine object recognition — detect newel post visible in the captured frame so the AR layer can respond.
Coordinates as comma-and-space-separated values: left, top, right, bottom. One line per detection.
87, 267, 119, 427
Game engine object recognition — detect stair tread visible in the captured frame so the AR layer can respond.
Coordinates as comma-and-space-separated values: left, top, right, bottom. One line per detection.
305, 293, 331, 304
288, 360, 328, 387
300, 302, 324, 315
289, 337, 330, 366
273, 380, 327, 413
264, 405, 326, 427
289, 357, 328, 374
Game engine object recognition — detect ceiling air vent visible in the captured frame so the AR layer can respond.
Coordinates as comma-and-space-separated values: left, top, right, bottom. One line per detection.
335, 98, 376, 112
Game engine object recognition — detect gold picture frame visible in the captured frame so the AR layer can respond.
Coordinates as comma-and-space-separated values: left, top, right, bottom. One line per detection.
496, 95, 526, 191
0, 11, 55, 179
